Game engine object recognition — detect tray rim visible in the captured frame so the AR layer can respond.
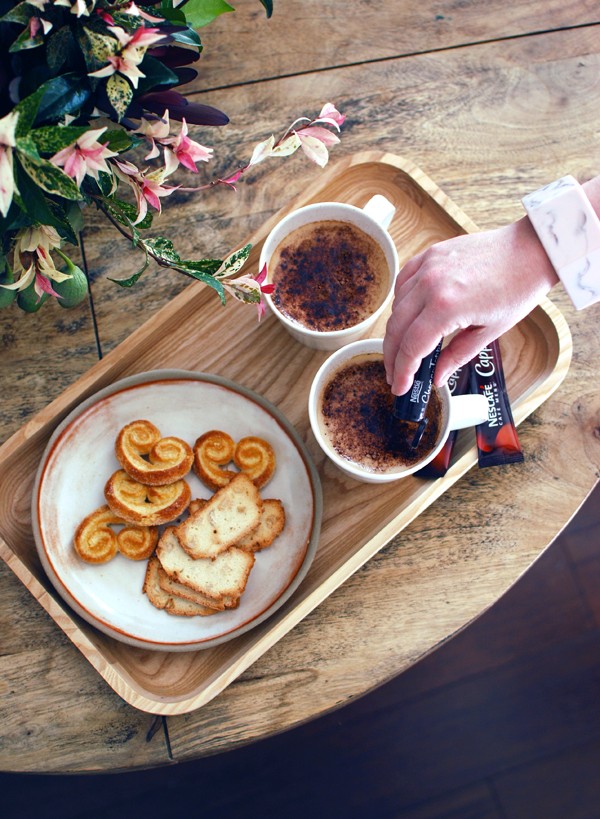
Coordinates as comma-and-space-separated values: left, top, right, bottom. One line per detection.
0, 151, 573, 714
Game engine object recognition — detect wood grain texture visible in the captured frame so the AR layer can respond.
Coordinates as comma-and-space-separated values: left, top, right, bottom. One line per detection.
87, 25, 600, 352
189, 0, 600, 89
0, 4, 599, 773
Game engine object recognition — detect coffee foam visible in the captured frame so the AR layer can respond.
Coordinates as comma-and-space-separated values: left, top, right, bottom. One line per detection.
317, 353, 444, 473
270, 220, 389, 332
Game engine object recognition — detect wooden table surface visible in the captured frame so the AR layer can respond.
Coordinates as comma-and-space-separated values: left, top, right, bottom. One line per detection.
1, 1, 599, 773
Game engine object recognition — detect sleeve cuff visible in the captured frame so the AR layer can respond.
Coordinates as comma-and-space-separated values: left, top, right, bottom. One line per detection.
522, 175, 600, 310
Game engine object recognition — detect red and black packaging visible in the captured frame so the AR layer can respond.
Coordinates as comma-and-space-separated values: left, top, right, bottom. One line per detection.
415, 363, 471, 478
469, 339, 524, 468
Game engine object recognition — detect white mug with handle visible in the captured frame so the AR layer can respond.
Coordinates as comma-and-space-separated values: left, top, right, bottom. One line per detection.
260, 195, 399, 350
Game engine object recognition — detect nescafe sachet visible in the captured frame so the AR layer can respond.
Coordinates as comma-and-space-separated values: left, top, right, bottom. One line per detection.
469, 339, 524, 468
416, 363, 470, 478
393, 339, 443, 423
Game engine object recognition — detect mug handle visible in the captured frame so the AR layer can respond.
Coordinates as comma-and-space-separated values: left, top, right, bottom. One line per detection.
362, 194, 396, 230
448, 393, 489, 431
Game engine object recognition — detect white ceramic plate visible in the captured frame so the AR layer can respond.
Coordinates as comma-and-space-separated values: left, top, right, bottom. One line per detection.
32, 370, 322, 651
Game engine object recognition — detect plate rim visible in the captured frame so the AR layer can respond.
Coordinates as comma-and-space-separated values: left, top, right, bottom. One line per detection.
31, 368, 323, 652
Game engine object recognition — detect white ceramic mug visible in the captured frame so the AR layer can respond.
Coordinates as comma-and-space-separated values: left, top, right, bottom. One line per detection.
308, 338, 489, 483
260, 195, 399, 350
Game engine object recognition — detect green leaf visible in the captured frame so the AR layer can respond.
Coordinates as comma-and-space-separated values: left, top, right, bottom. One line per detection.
180, 0, 234, 29
9, 25, 43, 53
64, 202, 84, 237
46, 26, 77, 74
258, 0, 273, 17
183, 269, 227, 304
108, 251, 150, 287
0, 2, 32, 24
14, 161, 75, 240
103, 198, 153, 230
215, 243, 252, 277
158, 6, 188, 24
145, 236, 181, 264
106, 74, 133, 121
167, 26, 202, 47
102, 129, 133, 154
136, 56, 180, 95
176, 258, 223, 274
36, 75, 92, 123
13, 87, 46, 137
79, 26, 117, 72
30, 126, 89, 154
14, 135, 41, 160
18, 154, 84, 201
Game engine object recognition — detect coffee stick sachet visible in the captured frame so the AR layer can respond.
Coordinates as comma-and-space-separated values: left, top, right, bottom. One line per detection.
416, 364, 470, 478
393, 339, 442, 423
469, 339, 524, 468
393, 340, 443, 449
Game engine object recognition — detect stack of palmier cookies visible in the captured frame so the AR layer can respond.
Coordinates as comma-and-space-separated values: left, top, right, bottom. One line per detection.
73, 422, 285, 618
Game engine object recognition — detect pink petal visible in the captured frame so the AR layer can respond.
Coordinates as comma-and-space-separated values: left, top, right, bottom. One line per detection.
318, 103, 346, 127
142, 185, 161, 211
255, 263, 268, 285
176, 151, 199, 173
296, 126, 340, 146
35, 273, 61, 299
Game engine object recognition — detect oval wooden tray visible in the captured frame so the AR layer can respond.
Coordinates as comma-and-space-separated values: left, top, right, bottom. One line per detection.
0, 152, 572, 714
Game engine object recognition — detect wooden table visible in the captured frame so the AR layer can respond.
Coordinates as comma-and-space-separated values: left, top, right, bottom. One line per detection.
1, 1, 599, 773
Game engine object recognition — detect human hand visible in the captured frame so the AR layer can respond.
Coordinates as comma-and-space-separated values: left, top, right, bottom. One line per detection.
383, 216, 559, 396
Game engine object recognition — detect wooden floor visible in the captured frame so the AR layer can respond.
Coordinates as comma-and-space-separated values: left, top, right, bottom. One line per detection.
3, 482, 600, 817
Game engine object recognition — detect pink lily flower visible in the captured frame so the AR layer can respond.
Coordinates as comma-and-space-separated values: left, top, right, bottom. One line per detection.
50, 127, 118, 188
0, 111, 19, 218
315, 103, 346, 129
3, 225, 71, 299
223, 263, 275, 320
132, 113, 171, 160
162, 119, 213, 175
89, 25, 165, 88
113, 159, 179, 224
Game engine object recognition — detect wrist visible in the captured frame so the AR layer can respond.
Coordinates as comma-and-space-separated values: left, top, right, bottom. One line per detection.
522, 175, 600, 309
512, 215, 560, 292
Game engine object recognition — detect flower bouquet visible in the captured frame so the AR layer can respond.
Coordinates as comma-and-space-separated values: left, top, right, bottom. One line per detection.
0, 0, 344, 314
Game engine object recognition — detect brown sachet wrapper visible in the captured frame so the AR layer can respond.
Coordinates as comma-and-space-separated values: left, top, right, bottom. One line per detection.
469, 339, 524, 468
416, 364, 470, 478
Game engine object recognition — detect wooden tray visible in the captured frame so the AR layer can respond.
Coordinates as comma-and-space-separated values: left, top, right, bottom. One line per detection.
0, 152, 572, 714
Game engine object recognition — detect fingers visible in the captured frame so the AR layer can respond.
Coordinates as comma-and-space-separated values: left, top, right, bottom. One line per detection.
433, 327, 499, 387
385, 304, 446, 395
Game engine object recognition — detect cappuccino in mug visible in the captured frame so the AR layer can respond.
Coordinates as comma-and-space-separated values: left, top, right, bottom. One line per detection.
270, 220, 390, 332
317, 353, 443, 471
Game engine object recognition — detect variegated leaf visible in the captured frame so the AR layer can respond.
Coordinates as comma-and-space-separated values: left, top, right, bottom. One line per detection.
18, 154, 84, 201
106, 74, 133, 121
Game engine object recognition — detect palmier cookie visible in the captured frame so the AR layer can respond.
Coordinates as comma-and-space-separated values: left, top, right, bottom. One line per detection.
74, 505, 158, 564
104, 469, 191, 527
116, 419, 193, 486
193, 431, 276, 490
193, 430, 237, 491
233, 436, 276, 489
